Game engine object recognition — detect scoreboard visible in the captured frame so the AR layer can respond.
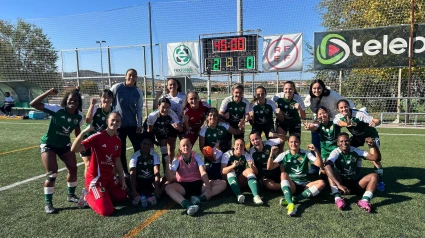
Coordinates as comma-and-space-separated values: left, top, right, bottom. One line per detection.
201, 34, 258, 74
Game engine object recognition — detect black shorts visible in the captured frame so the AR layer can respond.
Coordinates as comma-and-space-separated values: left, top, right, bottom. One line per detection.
350, 136, 381, 149
179, 180, 204, 196
276, 121, 301, 137
136, 177, 155, 195
168, 126, 183, 139
251, 126, 275, 140
341, 178, 365, 196
40, 144, 71, 157
80, 148, 92, 157
260, 169, 281, 183
293, 181, 308, 196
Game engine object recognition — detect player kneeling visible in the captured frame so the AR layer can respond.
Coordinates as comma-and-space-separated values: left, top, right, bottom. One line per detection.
129, 133, 162, 206
164, 139, 226, 216
221, 139, 263, 205
71, 112, 127, 216
268, 135, 325, 216
324, 133, 381, 212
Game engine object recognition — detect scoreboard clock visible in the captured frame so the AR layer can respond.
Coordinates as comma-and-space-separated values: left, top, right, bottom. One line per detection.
201, 34, 258, 74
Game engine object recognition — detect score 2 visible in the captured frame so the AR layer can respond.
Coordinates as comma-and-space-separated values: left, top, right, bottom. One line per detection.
205, 58, 221, 71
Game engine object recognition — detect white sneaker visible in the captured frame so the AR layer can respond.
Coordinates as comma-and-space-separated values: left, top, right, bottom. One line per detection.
253, 195, 263, 205
186, 205, 199, 216
237, 195, 245, 204
77, 188, 88, 208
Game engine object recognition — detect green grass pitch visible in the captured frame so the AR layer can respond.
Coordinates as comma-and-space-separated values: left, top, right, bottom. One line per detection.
0, 119, 424, 237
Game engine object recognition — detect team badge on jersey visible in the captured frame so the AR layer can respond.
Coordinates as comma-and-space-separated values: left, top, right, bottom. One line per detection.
148, 160, 153, 164
100, 187, 105, 192
74, 118, 79, 124
218, 130, 223, 135
67, 118, 71, 122
239, 106, 244, 111
265, 149, 270, 155
264, 108, 269, 113
297, 157, 303, 162
115, 145, 119, 150
240, 160, 245, 165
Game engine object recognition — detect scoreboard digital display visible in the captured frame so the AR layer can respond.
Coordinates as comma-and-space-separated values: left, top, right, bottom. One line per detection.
201, 34, 258, 74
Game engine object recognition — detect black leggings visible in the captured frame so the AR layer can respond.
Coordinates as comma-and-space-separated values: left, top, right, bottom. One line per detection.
118, 126, 141, 174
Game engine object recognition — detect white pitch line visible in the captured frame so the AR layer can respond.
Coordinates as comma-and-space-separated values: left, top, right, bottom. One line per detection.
0, 121, 49, 125
0, 146, 134, 192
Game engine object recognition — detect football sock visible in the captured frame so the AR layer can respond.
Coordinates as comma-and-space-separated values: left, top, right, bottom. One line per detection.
44, 187, 54, 204
247, 174, 259, 197
330, 185, 341, 200
199, 194, 207, 202
227, 172, 241, 196
362, 191, 373, 202
294, 185, 320, 203
281, 180, 293, 204
181, 199, 192, 209
375, 167, 384, 183
67, 182, 77, 195
160, 146, 168, 174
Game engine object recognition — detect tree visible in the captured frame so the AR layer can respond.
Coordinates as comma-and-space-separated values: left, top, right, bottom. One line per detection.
0, 19, 61, 90
313, 0, 425, 112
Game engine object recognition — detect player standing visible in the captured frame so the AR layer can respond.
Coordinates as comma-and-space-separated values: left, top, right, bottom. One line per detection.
71, 112, 127, 216
182, 91, 210, 145
249, 86, 279, 139
272, 81, 306, 151
80, 89, 114, 176
219, 84, 250, 147
30, 88, 83, 214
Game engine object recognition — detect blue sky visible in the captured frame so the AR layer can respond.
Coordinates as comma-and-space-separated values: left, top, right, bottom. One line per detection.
0, 0, 324, 81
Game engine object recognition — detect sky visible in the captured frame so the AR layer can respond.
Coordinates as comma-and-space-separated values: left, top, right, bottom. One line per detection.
0, 0, 324, 81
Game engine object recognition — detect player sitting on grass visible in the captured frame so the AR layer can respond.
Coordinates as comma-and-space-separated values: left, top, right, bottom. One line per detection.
268, 135, 325, 216
249, 131, 285, 191
30, 87, 83, 214
164, 139, 226, 216
129, 133, 162, 206
324, 133, 381, 212
334, 99, 385, 191
221, 139, 263, 205
71, 112, 127, 216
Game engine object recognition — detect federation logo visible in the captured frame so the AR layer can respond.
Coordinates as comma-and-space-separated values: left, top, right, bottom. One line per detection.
316, 34, 350, 65
173, 44, 192, 66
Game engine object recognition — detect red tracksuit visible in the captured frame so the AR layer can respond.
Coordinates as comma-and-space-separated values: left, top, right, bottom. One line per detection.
82, 130, 127, 216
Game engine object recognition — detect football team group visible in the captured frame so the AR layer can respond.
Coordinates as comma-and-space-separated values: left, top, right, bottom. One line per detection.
31, 68, 384, 216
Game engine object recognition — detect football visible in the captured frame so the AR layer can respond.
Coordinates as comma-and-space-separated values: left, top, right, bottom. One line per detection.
202, 146, 214, 158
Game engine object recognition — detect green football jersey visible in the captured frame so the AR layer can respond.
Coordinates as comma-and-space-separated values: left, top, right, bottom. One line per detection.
274, 97, 300, 124
252, 99, 276, 128
84, 106, 111, 139
274, 149, 316, 184
199, 122, 229, 148
327, 147, 368, 180
41, 104, 83, 147
318, 121, 341, 160
249, 139, 281, 177
221, 150, 253, 175
219, 96, 250, 128
129, 150, 160, 179
334, 110, 379, 138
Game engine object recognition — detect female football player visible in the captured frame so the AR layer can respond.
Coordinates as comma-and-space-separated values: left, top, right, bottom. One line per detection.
221, 139, 263, 205
334, 99, 384, 191
199, 108, 243, 180
268, 135, 325, 216
249, 86, 279, 139
182, 91, 210, 145
71, 112, 127, 216
30, 87, 83, 214
147, 97, 183, 173
81, 89, 114, 176
164, 138, 226, 216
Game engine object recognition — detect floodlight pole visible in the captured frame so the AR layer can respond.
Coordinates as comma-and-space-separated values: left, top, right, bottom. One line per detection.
237, 0, 244, 84
149, 2, 155, 97
406, 0, 415, 123
96, 40, 106, 89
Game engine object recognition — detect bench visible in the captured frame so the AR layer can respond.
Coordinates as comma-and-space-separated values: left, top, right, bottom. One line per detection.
11, 102, 34, 116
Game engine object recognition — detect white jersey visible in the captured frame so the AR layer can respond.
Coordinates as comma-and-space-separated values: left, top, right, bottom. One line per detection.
166, 92, 186, 122
304, 89, 354, 119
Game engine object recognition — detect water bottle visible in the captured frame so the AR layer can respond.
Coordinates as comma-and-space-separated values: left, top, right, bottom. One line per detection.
140, 195, 148, 208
